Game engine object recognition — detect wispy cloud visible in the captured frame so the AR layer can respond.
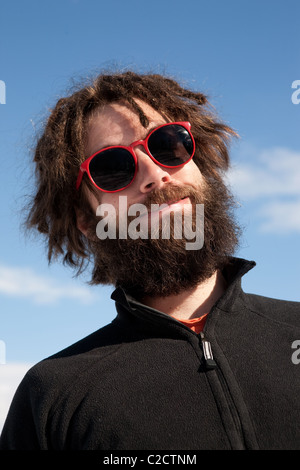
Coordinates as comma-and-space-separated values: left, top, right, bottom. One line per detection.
0, 264, 98, 304
258, 200, 300, 233
226, 146, 300, 234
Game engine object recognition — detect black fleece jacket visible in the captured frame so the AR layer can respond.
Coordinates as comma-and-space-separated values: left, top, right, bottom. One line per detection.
0, 258, 299, 450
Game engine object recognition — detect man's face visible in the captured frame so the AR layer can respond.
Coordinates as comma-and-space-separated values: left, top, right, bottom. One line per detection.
79, 100, 239, 299
84, 100, 204, 213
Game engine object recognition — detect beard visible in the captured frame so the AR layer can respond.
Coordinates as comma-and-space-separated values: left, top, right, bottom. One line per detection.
86, 177, 240, 300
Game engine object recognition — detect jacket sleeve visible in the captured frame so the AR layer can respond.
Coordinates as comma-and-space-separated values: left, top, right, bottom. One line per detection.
0, 370, 43, 450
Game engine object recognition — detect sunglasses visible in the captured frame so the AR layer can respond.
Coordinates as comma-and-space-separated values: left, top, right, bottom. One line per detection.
76, 121, 195, 193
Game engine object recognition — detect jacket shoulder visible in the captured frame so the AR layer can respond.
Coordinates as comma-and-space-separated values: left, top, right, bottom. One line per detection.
243, 292, 300, 327
22, 319, 125, 391
0, 320, 125, 450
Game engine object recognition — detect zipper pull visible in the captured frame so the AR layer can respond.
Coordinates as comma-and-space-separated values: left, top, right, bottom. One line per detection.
200, 331, 217, 370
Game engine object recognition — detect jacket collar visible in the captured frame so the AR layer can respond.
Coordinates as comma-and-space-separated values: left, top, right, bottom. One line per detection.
111, 257, 256, 327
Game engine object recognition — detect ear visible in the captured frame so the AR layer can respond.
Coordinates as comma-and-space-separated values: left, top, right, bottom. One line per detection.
75, 207, 90, 238
75, 185, 101, 239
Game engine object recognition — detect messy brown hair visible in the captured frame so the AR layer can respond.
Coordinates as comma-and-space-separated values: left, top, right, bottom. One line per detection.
26, 70, 237, 280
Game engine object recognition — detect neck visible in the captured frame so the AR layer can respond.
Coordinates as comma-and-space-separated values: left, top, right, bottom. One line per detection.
142, 270, 227, 320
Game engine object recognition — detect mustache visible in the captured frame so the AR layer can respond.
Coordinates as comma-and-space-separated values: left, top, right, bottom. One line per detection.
139, 183, 202, 211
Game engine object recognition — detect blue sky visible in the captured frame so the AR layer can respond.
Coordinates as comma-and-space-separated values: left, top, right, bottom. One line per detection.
0, 0, 299, 428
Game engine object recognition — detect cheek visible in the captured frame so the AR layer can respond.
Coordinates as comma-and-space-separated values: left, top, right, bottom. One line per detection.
175, 160, 203, 184
100, 193, 124, 211
189, 160, 202, 176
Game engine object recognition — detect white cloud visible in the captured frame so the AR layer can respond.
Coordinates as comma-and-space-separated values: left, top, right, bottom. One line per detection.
258, 200, 300, 233
0, 362, 33, 433
227, 147, 300, 200
0, 264, 98, 304
226, 147, 300, 234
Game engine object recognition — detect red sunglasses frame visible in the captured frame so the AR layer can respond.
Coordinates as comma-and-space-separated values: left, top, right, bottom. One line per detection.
76, 121, 195, 193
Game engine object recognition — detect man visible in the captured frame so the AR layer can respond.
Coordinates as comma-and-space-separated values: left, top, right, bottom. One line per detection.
1, 71, 299, 450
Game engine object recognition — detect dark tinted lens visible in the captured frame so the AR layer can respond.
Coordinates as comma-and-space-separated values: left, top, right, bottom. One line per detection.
89, 148, 136, 191
148, 124, 194, 166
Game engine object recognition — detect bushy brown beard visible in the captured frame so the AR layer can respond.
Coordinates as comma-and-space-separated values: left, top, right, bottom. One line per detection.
86, 178, 240, 299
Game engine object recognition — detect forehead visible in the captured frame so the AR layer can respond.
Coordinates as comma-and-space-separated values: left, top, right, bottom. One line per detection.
85, 100, 167, 156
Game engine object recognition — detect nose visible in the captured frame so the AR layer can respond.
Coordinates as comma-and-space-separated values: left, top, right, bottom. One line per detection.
134, 147, 172, 193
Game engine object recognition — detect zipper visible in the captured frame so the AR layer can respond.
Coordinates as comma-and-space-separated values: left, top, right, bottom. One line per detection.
200, 331, 217, 370
199, 331, 246, 449
215, 365, 246, 449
